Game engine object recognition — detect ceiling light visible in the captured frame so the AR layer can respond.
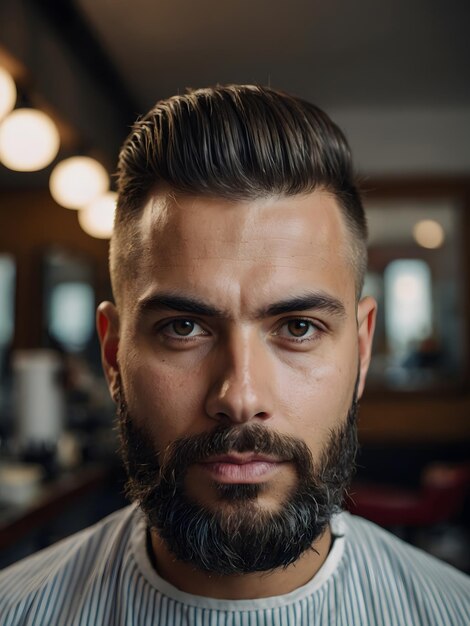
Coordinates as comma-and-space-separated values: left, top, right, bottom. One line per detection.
413, 219, 445, 249
0, 67, 16, 120
49, 156, 109, 209
0, 108, 60, 171
78, 191, 116, 239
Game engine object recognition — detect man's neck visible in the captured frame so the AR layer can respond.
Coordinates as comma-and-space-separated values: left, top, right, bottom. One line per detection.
149, 526, 333, 600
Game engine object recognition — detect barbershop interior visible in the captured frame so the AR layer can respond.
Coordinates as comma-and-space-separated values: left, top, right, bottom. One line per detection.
0, 0, 469, 574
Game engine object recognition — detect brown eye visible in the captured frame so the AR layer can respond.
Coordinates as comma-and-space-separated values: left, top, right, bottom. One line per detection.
287, 320, 311, 337
172, 320, 195, 336
159, 319, 209, 344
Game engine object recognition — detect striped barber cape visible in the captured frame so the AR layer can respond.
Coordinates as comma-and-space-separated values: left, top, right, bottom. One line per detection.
1, 503, 469, 625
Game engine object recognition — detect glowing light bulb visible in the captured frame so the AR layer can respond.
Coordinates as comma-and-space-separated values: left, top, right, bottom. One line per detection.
78, 191, 116, 239
413, 220, 445, 249
50, 156, 109, 209
0, 108, 59, 171
0, 67, 16, 120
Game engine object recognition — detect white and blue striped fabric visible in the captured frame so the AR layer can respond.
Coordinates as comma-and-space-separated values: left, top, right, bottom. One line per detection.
1, 503, 469, 625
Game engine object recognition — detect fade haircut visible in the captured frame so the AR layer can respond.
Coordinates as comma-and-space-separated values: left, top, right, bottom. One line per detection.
111, 84, 367, 304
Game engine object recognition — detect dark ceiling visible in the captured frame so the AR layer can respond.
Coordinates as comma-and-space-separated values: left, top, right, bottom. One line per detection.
75, 0, 470, 110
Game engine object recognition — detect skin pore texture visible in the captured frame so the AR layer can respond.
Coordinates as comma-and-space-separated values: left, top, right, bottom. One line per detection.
97, 188, 376, 600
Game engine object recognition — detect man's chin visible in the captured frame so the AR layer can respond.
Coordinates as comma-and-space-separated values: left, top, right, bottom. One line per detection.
143, 484, 332, 575
188, 486, 288, 533
186, 480, 269, 508
214, 481, 268, 502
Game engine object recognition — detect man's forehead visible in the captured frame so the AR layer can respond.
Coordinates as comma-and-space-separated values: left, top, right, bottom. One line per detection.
138, 189, 350, 253
119, 189, 357, 315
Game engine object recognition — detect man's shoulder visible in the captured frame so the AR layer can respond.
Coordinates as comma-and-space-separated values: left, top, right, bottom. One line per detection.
0, 504, 138, 623
340, 512, 470, 621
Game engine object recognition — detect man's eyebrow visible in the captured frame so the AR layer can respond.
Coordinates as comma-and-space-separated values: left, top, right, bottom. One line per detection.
137, 293, 224, 317
259, 292, 346, 319
138, 291, 346, 320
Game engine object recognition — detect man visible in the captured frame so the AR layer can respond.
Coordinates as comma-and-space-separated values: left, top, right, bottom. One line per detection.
1, 85, 468, 624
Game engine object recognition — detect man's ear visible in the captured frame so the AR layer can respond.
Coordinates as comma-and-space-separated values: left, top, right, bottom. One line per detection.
356, 296, 377, 399
97, 301, 120, 402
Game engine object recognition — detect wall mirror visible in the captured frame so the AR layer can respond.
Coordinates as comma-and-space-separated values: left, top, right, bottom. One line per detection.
362, 186, 468, 393
42, 248, 96, 359
0, 254, 15, 355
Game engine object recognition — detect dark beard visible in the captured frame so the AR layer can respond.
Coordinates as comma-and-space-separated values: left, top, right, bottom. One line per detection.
116, 382, 359, 575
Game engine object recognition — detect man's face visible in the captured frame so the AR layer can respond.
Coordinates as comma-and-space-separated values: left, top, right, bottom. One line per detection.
98, 189, 376, 571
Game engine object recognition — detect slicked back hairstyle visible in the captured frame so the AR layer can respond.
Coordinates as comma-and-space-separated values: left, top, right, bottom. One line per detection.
111, 84, 367, 304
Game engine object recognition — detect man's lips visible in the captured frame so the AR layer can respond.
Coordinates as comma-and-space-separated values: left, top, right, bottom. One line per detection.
198, 453, 285, 483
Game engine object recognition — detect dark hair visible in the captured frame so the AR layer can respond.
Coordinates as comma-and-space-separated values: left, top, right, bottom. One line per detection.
112, 84, 367, 301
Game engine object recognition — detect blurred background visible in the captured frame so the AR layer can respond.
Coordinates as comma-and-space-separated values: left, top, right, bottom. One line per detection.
0, 0, 469, 572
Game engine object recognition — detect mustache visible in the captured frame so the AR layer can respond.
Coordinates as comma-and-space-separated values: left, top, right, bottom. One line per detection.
118, 411, 317, 494
158, 423, 315, 472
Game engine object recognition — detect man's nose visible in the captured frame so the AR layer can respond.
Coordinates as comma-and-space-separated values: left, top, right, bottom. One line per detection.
204, 328, 275, 425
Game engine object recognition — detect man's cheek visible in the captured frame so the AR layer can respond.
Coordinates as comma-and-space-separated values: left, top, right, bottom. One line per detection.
282, 361, 351, 420
125, 367, 200, 439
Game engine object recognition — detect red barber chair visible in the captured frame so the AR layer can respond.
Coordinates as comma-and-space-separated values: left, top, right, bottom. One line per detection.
347, 462, 470, 528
